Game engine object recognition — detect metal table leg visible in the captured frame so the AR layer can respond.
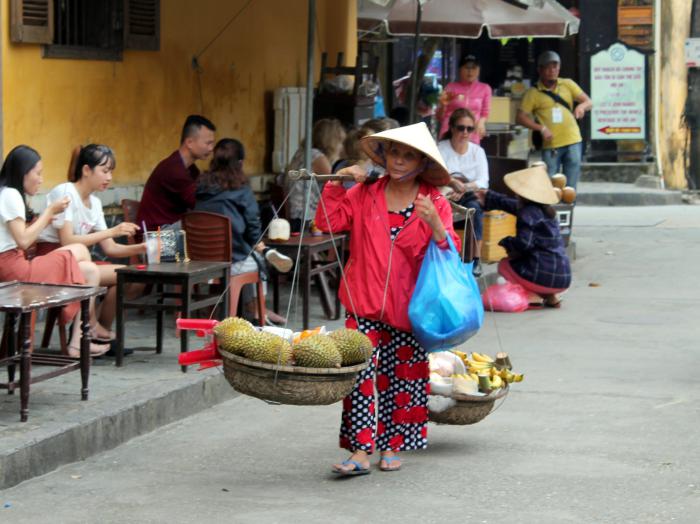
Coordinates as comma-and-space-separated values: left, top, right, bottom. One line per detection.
156, 283, 164, 354
19, 311, 32, 422
180, 278, 191, 373
80, 298, 90, 401
115, 273, 125, 367
6, 312, 17, 394
303, 247, 311, 330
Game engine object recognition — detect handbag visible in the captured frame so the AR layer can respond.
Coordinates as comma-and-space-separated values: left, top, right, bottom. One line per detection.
144, 230, 188, 263
408, 236, 484, 352
531, 90, 574, 151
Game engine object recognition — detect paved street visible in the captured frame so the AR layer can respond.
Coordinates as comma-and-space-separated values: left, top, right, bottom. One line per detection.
2, 205, 699, 524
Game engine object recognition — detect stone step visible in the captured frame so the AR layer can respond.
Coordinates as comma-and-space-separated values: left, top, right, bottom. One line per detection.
581, 162, 657, 183
576, 182, 683, 206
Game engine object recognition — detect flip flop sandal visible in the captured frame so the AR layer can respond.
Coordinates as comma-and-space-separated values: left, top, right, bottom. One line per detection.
332, 460, 371, 477
89, 327, 116, 344
527, 302, 545, 310
379, 456, 402, 472
544, 300, 562, 309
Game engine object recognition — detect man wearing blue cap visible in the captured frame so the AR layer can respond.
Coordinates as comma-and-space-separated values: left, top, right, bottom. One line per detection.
517, 51, 592, 190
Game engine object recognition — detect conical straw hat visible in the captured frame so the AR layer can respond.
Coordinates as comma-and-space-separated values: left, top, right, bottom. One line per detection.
504, 165, 559, 205
360, 122, 450, 186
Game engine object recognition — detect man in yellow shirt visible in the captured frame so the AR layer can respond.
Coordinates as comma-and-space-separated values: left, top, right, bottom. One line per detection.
517, 51, 592, 189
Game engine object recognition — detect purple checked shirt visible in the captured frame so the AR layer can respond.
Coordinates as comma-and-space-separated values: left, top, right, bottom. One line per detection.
485, 191, 571, 289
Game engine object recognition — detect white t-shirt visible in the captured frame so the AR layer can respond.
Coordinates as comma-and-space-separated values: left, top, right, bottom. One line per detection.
0, 187, 27, 252
437, 140, 489, 189
38, 182, 107, 243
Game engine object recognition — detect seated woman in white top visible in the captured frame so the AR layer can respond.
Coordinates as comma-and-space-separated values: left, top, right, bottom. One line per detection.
437, 107, 489, 277
0, 145, 109, 357
38, 144, 145, 341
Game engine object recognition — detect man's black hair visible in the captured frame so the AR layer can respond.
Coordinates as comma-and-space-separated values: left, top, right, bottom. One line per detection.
180, 115, 216, 144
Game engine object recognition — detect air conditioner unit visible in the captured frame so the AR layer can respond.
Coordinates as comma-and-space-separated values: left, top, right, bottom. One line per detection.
272, 87, 307, 174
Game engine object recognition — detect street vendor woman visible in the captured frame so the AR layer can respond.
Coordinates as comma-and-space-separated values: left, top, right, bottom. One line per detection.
476, 164, 571, 308
314, 123, 460, 476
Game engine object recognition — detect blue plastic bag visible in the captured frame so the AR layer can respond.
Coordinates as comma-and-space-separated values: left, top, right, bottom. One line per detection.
408, 236, 484, 352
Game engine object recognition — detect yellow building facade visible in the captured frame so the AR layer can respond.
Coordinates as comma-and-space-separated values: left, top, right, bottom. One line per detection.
1, 0, 357, 192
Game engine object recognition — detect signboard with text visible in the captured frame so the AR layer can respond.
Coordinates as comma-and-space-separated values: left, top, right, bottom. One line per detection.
590, 43, 646, 141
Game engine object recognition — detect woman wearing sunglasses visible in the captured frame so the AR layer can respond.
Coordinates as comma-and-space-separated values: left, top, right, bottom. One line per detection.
436, 55, 491, 144
437, 108, 489, 277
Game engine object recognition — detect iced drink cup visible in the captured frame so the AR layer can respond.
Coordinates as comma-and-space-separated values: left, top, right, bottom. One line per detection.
146, 236, 160, 264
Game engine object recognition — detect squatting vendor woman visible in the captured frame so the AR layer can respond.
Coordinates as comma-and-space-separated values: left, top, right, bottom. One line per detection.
315, 123, 460, 475
476, 164, 571, 308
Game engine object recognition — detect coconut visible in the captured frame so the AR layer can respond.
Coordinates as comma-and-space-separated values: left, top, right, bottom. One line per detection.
561, 186, 577, 204
268, 218, 291, 241
551, 173, 567, 189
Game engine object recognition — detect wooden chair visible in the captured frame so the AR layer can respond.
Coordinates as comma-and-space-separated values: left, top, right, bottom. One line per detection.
182, 211, 265, 326
121, 199, 142, 265
454, 207, 478, 263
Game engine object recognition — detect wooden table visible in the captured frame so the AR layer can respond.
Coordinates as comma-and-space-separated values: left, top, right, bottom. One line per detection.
0, 281, 106, 422
266, 234, 346, 330
115, 261, 231, 371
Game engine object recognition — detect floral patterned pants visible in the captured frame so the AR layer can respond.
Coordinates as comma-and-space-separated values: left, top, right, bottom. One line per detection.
339, 316, 429, 454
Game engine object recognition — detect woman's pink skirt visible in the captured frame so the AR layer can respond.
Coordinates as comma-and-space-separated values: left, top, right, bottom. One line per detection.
498, 258, 567, 297
0, 248, 86, 322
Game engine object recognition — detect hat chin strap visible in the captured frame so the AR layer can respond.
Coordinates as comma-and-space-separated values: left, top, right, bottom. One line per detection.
397, 158, 428, 182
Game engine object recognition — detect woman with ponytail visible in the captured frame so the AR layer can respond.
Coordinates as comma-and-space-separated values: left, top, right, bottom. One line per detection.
0, 145, 109, 356
38, 144, 145, 342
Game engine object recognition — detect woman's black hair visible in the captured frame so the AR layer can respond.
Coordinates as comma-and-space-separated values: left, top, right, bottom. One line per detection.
72, 144, 116, 182
0, 145, 41, 220
199, 138, 248, 191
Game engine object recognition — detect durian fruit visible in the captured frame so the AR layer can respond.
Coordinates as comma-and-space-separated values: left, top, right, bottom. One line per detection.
218, 330, 251, 356
293, 334, 342, 368
328, 328, 373, 366
243, 331, 293, 365
214, 317, 255, 355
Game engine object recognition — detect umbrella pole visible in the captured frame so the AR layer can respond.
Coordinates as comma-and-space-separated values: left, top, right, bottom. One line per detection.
304, 0, 316, 170
408, 0, 423, 124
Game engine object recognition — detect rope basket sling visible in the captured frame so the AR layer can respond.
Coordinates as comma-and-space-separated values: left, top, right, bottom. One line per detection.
221, 351, 367, 405
428, 386, 509, 425
200, 170, 369, 406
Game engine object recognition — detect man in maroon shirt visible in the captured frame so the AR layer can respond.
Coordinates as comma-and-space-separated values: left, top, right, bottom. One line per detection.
137, 115, 216, 231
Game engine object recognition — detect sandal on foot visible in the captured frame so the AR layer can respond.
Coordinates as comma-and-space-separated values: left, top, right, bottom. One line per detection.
544, 300, 561, 309
67, 342, 110, 358
332, 460, 371, 477
379, 456, 402, 472
90, 327, 116, 343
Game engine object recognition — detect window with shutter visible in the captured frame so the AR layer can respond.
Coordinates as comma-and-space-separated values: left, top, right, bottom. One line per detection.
124, 0, 160, 51
43, 0, 123, 60
10, 0, 54, 44
12, 0, 161, 61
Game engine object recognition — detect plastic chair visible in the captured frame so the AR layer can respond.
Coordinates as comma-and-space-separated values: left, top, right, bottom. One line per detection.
182, 211, 265, 326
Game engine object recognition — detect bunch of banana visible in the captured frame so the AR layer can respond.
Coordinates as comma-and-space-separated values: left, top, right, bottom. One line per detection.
453, 351, 524, 391
482, 367, 524, 390
464, 352, 494, 375
451, 350, 469, 366
452, 373, 478, 395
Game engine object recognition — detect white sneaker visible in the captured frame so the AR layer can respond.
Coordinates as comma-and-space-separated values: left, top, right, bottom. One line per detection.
265, 249, 293, 273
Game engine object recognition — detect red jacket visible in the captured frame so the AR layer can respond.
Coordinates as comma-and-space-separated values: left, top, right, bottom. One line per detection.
315, 176, 460, 332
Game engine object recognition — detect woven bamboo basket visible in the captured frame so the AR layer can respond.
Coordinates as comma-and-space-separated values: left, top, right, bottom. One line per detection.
429, 386, 509, 425
221, 351, 368, 406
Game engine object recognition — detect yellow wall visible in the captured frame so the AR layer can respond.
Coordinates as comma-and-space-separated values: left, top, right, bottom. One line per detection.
1, 0, 357, 187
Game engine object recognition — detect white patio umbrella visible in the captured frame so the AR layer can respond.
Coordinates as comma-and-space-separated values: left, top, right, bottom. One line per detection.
359, 0, 580, 39
358, 0, 580, 121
